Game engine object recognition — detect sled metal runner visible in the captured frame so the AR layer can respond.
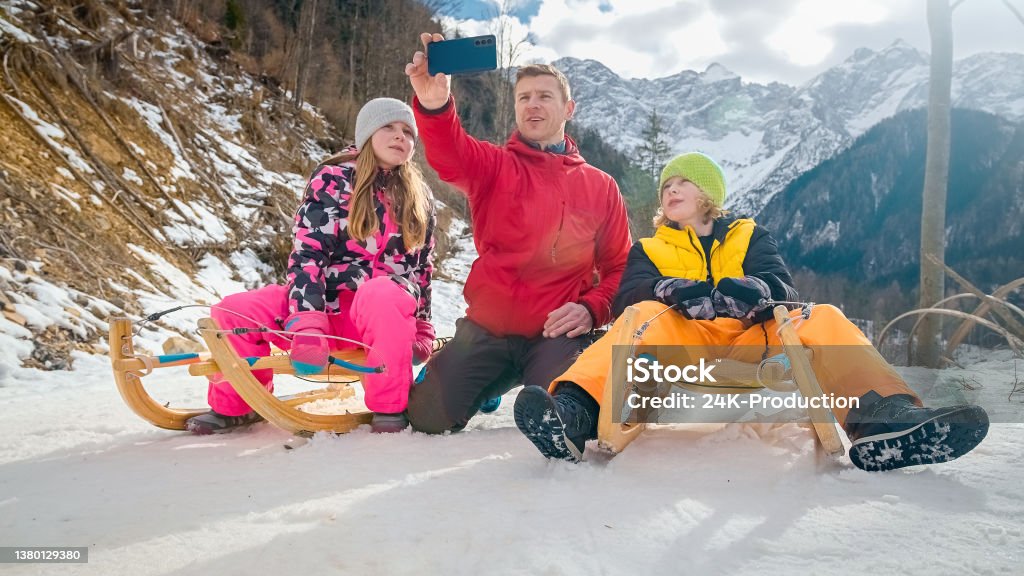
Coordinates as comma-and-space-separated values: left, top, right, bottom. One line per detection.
597, 304, 844, 456
109, 317, 374, 435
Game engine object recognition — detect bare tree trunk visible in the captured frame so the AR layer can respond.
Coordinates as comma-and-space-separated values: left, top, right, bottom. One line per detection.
485, 0, 527, 141
293, 0, 319, 108
917, 0, 954, 367
348, 3, 358, 105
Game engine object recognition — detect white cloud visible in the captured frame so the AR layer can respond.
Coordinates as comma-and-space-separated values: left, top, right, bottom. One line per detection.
526, 0, 730, 79
440, 0, 1024, 85
765, 0, 889, 66
439, 14, 560, 66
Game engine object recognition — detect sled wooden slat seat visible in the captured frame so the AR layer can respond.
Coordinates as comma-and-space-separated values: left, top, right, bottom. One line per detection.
597, 305, 844, 456
278, 385, 356, 407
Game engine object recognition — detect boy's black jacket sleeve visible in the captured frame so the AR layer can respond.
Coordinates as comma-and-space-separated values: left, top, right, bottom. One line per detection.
612, 242, 667, 317
743, 226, 799, 304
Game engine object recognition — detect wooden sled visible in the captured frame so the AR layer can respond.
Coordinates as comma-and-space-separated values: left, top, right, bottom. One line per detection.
109, 316, 419, 435
597, 304, 844, 456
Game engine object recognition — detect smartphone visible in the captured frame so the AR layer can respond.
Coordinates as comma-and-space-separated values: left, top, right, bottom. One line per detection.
427, 35, 498, 76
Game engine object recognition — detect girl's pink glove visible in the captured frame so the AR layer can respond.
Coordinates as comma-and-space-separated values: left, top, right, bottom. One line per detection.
285, 311, 331, 375
412, 319, 436, 364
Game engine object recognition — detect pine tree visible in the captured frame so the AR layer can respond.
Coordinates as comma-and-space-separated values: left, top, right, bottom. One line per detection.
637, 108, 670, 183
224, 0, 246, 50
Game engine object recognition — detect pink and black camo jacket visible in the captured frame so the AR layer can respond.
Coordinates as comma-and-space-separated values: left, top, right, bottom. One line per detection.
285, 158, 435, 322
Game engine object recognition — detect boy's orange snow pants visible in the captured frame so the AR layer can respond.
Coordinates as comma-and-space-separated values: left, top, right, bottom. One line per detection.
550, 302, 919, 427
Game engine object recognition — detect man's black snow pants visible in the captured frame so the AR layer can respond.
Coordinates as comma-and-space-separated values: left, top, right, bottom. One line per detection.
407, 317, 587, 434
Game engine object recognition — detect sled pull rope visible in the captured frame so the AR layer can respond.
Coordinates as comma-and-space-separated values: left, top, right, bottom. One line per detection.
766, 300, 814, 333
133, 304, 205, 335
198, 326, 389, 374
232, 326, 269, 335
135, 303, 388, 375
136, 303, 380, 358
208, 326, 384, 358
634, 300, 813, 340
129, 353, 156, 376
635, 304, 679, 340
142, 305, 188, 323
774, 308, 811, 336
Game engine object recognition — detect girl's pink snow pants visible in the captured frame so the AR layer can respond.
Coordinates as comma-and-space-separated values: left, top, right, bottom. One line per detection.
206, 277, 418, 416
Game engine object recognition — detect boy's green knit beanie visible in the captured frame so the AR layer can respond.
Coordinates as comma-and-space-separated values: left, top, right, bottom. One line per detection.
659, 152, 726, 207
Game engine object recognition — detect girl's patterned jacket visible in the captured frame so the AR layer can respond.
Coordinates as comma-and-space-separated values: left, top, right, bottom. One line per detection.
286, 157, 435, 322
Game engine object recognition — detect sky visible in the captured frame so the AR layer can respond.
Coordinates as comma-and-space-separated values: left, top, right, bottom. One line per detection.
433, 0, 1024, 85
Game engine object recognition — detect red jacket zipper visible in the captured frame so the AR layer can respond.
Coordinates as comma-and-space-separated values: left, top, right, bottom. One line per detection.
550, 200, 566, 263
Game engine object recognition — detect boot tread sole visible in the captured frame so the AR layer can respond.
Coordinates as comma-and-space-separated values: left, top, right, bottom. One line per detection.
848, 406, 989, 472
513, 387, 583, 462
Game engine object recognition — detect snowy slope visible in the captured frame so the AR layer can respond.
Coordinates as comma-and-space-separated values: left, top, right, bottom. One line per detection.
561, 41, 1024, 215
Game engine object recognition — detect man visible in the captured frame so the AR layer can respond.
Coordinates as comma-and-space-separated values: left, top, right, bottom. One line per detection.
404, 32, 632, 434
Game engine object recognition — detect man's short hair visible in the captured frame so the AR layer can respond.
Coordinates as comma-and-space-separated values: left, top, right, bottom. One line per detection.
515, 64, 572, 101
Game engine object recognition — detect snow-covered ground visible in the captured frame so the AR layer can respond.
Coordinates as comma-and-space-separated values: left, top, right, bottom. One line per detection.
2, 218, 1024, 575
1, 350, 1022, 575
2, 308, 1023, 571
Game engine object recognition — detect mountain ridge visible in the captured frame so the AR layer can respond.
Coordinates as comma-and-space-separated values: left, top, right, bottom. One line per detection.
558, 40, 1024, 215
758, 107, 1024, 322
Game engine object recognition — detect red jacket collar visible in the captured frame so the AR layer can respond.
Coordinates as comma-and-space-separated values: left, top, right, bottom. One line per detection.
506, 131, 586, 166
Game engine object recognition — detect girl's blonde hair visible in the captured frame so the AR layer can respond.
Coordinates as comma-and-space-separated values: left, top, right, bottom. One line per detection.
652, 187, 726, 229
318, 146, 430, 251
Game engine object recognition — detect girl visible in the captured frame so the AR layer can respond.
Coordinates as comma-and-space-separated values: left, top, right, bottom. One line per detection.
513, 152, 988, 472
187, 97, 436, 435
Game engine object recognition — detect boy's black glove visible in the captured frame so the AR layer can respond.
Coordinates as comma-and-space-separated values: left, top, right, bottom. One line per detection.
654, 278, 716, 320
712, 276, 772, 320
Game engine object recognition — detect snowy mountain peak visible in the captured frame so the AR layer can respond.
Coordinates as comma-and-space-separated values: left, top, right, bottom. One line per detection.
876, 39, 928, 66
844, 39, 925, 65
848, 46, 876, 62
555, 56, 619, 82
887, 38, 923, 51
700, 63, 739, 84
561, 44, 1023, 215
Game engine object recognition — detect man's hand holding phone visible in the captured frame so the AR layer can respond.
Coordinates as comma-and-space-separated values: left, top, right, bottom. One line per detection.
405, 33, 451, 111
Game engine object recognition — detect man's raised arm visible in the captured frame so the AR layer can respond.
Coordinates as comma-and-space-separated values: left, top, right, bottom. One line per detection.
405, 32, 500, 197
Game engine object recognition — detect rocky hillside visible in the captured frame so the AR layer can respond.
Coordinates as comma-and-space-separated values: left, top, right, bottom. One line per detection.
0, 0, 463, 368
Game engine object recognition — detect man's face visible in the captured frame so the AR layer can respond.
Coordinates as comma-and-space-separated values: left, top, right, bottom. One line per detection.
514, 75, 575, 146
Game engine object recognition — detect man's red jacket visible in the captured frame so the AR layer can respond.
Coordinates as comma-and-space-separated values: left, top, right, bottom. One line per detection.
414, 96, 632, 338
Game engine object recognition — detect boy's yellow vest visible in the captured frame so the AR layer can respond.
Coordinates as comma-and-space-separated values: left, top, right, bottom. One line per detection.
639, 219, 756, 285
